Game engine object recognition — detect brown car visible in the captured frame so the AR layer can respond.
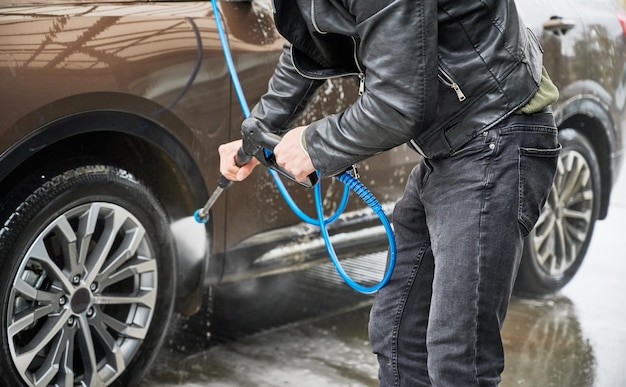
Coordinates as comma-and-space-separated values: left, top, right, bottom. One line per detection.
0, 0, 624, 386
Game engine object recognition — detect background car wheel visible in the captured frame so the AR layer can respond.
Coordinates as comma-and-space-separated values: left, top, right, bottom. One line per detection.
0, 163, 176, 387
515, 129, 601, 297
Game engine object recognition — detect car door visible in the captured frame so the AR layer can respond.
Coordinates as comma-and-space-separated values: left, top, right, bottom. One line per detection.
517, 0, 587, 104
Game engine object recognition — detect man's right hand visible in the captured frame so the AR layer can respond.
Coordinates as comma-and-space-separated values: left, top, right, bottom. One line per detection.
218, 139, 260, 181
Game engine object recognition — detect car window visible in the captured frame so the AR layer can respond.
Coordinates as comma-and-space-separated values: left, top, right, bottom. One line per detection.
518, 0, 587, 91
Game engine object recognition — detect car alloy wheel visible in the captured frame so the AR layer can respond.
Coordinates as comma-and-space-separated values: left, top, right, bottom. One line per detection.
0, 164, 175, 387
533, 150, 594, 275
516, 129, 601, 296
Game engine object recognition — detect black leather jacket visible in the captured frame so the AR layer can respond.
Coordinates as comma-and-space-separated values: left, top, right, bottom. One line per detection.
246, 0, 544, 176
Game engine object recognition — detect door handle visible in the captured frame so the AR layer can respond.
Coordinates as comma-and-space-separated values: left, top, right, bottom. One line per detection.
543, 16, 577, 35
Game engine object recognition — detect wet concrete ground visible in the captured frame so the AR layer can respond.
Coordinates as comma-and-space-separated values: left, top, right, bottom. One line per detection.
143, 167, 626, 387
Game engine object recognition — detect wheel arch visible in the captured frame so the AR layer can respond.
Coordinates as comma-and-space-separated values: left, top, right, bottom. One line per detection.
0, 93, 213, 315
554, 96, 616, 220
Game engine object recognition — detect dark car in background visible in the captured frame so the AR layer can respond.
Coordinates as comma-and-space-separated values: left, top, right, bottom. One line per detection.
517, 0, 625, 295
0, 0, 624, 386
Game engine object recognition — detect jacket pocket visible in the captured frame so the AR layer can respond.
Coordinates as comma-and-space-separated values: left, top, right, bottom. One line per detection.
438, 64, 466, 102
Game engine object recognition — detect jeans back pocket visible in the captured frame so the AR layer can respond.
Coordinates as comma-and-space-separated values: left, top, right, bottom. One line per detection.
518, 145, 562, 236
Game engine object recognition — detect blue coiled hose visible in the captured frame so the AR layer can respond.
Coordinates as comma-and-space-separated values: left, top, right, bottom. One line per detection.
317, 173, 396, 293
210, 0, 395, 293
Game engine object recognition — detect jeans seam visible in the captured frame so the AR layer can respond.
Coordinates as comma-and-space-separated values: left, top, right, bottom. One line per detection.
391, 241, 430, 386
473, 141, 494, 386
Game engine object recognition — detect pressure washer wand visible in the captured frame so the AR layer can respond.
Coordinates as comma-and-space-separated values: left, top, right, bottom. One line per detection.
193, 147, 251, 224
193, 120, 318, 224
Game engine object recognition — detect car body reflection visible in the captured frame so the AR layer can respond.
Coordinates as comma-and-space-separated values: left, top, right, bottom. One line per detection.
502, 296, 595, 386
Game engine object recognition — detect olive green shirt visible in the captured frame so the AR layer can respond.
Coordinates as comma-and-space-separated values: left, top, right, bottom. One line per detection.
518, 66, 559, 114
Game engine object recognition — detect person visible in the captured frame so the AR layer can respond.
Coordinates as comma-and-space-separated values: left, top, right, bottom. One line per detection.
218, 1, 560, 385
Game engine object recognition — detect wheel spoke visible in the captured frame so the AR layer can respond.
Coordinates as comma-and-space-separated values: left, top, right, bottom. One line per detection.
27, 239, 74, 293
9, 277, 66, 338
84, 208, 134, 284
99, 259, 157, 290
60, 329, 77, 387
30, 324, 75, 387
96, 227, 146, 286
94, 289, 157, 308
535, 245, 552, 267
8, 303, 56, 343
548, 218, 567, 275
559, 153, 589, 203
565, 188, 594, 207
75, 315, 104, 387
564, 219, 587, 244
8, 292, 59, 343
533, 209, 556, 247
76, 203, 102, 270
14, 277, 59, 305
11, 310, 72, 376
90, 313, 129, 372
53, 215, 81, 277
563, 206, 592, 224
98, 311, 149, 340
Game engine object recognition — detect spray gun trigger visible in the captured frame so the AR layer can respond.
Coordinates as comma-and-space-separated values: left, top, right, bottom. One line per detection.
241, 119, 318, 188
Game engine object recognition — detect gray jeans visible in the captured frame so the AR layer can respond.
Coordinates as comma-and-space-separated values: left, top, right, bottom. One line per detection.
369, 111, 560, 386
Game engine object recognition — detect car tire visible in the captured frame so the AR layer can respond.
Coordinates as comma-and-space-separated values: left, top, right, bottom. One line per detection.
515, 128, 601, 297
0, 163, 176, 387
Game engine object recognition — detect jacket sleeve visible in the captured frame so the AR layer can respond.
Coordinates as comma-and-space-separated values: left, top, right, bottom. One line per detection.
246, 43, 325, 134
305, 0, 439, 176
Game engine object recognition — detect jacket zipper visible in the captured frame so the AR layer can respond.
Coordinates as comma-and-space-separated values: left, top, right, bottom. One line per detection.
438, 65, 466, 102
310, 3, 364, 94
352, 37, 365, 95
289, 43, 365, 95
311, 1, 327, 35
409, 140, 428, 158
